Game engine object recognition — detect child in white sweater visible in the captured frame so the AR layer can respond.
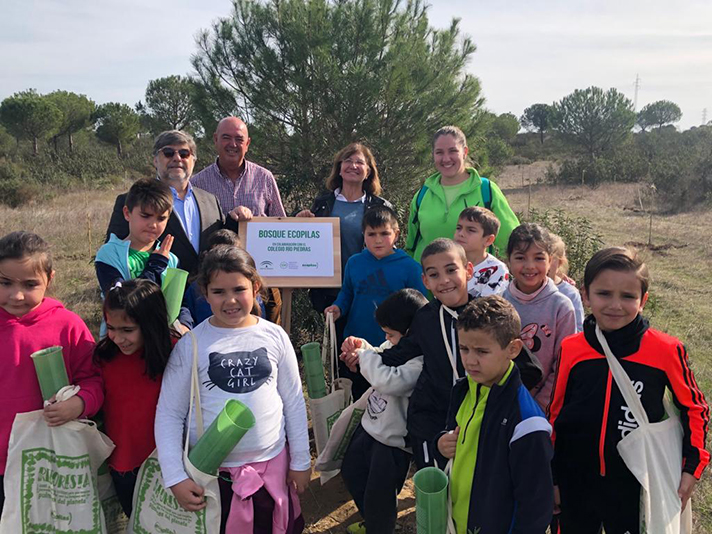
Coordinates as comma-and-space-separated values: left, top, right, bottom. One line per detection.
339, 289, 428, 534
155, 246, 310, 533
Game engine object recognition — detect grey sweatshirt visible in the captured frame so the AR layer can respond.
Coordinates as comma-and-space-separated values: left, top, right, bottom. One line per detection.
358, 340, 423, 450
503, 278, 576, 409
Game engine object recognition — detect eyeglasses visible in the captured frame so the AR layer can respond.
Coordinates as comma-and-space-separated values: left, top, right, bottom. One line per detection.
160, 147, 192, 159
343, 158, 366, 167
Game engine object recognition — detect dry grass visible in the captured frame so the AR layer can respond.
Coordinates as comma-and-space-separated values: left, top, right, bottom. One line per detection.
1, 165, 710, 531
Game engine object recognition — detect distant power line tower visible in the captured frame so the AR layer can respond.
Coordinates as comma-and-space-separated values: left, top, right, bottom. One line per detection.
703, 108, 708, 125
633, 74, 641, 111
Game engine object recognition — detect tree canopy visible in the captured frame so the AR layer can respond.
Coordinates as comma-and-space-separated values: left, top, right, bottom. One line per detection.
552, 86, 635, 160
141, 75, 198, 134
489, 113, 520, 142
0, 90, 62, 155
191, 0, 485, 206
637, 100, 682, 131
46, 91, 95, 152
94, 103, 140, 156
521, 103, 552, 144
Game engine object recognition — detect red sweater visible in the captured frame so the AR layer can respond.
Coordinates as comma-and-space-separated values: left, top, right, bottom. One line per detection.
100, 344, 170, 471
0, 298, 104, 474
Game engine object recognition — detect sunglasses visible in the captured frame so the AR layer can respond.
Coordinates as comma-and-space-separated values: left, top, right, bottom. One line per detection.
160, 147, 192, 159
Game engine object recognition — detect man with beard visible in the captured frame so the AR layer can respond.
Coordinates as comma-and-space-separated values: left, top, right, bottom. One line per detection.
105, 130, 225, 276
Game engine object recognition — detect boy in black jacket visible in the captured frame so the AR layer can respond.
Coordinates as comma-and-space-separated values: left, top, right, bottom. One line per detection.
342, 238, 542, 469
436, 296, 553, 533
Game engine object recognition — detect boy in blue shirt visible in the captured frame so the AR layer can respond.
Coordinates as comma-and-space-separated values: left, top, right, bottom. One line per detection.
325, 205, 426, 398
435, 295, 553, 533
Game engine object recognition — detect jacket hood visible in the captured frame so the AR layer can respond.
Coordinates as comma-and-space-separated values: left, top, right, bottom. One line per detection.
0, 297, 64, 327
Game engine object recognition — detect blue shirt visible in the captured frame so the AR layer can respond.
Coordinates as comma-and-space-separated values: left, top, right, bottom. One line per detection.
171, 183, 200, 253
330, 199, 366, 274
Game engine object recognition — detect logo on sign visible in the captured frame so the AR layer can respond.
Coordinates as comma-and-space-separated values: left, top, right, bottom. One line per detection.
260, 260, 274, 270
280, 262, 288, 269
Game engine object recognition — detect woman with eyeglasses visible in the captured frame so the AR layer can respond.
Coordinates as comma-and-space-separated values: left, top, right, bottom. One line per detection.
296, 142, 392, 280
297, 144, 391, 385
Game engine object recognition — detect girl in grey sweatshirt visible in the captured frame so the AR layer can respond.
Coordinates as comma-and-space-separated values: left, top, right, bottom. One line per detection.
503, 224, 577, 409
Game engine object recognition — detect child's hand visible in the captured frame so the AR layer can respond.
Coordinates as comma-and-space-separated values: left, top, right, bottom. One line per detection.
341, 336, 363, 354
324, 305, 341, 320
155, 234, 174, 258
678, 472, 697, 511
340, 336, 363, 372
170, 479, 207, 512
437, 427, 459, 459
340, 351, 359, 372
43, 395, 85, 427
287, 468, 311, 494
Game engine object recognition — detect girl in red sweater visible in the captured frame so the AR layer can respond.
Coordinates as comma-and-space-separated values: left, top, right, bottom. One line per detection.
94, 279, 177, 516
0, 231, 103, 516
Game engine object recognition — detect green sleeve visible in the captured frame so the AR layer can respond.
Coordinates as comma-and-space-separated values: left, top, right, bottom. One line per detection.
489, 181, 519, 258
404, 190, 421, 258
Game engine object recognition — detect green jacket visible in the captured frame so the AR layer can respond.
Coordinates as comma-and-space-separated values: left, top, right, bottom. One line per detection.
405, 168, 519, 262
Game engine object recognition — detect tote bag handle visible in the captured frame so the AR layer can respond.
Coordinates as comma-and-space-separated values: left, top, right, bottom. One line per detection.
183, 330, 204, 458
322, 312, 339, 385
595, 325, 649, 426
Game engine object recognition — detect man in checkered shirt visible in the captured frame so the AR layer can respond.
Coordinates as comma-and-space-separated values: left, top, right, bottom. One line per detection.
191, 117, 286, 221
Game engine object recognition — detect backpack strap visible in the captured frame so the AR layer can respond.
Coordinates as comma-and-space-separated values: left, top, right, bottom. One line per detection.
416, 184, 429, 210
409, 185, 429, 254
480, 177, 491, 210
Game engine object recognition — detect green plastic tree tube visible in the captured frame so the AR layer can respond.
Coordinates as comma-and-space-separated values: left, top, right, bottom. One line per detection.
188, 399, 256, 475
31, 346, 70, 401
414, 467, 449, 534
301, 342, 327, 399
161, 267, 189, 324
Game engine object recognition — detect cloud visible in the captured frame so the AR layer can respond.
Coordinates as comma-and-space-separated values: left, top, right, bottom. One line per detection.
1, 0, 709, 129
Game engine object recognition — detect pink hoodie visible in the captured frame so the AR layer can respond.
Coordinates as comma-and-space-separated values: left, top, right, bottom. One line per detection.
0, 297, 104, 474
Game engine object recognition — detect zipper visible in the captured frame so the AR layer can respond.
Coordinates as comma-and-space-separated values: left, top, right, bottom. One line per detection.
461, 384, 483, 444
598, 371, 613, 476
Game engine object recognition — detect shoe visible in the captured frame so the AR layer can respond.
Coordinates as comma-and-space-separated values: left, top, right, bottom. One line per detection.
346, 521, 366, 534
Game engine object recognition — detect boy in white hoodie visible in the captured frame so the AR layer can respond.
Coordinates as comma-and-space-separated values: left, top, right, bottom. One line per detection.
339, 289, 428, 534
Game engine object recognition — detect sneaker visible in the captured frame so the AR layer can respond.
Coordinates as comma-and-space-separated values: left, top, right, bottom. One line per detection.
346, 521, 366, 534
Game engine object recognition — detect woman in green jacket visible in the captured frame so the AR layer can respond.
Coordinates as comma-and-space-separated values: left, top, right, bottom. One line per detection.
405, 126, 519, 262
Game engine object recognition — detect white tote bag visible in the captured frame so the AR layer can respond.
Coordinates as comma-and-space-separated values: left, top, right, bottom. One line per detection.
314, 387, 369, 473
308, 312, 353, 484
595, 326, 692, 534
127, 331, 221, 534
0, 388, 115, 533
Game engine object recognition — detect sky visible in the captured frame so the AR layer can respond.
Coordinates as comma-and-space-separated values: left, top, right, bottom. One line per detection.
1, 0, 711, 130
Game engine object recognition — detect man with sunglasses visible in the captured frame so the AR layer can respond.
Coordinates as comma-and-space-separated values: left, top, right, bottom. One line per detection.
105, 130, 226, 276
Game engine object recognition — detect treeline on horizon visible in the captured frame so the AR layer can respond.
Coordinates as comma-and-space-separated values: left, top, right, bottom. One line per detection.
0, 0, 710, 212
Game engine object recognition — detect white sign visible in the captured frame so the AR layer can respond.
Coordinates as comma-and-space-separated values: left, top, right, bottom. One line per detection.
246, 221, 335, 277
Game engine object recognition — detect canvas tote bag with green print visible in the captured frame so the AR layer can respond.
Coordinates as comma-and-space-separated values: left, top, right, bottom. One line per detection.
0, 386, 115, 533
127, 331, 221, 534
